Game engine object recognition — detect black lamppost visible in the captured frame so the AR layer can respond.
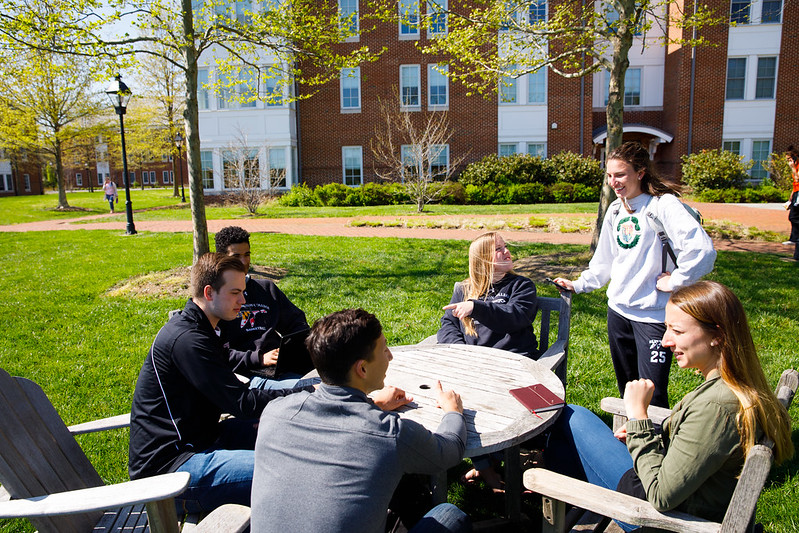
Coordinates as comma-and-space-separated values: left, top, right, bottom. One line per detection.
105, 74, 136, 235
175, 131, 186, 203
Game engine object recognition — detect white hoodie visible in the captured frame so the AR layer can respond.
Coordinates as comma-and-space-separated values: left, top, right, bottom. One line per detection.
572, 193, 716, 323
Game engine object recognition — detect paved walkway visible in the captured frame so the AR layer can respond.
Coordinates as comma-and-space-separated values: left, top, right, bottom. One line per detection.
0, 201, 792, 255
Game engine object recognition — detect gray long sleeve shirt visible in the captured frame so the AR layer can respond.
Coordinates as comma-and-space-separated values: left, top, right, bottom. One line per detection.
251, 384, 467, 533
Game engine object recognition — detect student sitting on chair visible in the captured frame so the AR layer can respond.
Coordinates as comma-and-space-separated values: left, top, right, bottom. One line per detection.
544, 281, 793, 529
215, 226, 315, 390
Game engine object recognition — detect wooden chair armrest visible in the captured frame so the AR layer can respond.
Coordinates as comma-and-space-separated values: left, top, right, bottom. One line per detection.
68, 413, 131, 435
600, 398, 672, 426
0, 472, 189, 519
192, 504, 251, 533
523, 468, 719, 533
536, 339, 566, 373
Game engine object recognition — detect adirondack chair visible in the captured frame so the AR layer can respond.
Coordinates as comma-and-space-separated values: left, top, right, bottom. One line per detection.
523, 368, 799, 533
419, 283, 572, 383
0, 367, 251, 533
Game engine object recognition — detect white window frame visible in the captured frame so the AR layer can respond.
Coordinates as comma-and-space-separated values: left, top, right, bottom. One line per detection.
340, 67, 361, 112
528, 0, 546, 23
730, 0, 751, 24
24, 174, 30, 192
754, 56, 777, 100
399, 0, 419, 38
268, 147, 288, 188
163, 170, 171, 184
428, 64, 448, 108
750, 139, 771, 180
339, 0, 359, 39
0, 174, 12, 192
499, 66, 518, 104
75, 173, 82, 187
726, 57, 747, 100
265, 74, 286, 107
527, 143, 547, 157
427, 0, 447, 37
400, 65, 421, 109
198, 68, 210, 110
722, 140, 742, 155
342, 146, 364, 186
602, 68, 642, 106
430, 144, 449, 179
499, 143, 518, 157
527, 69, 546, 104
200, 151, 215, 189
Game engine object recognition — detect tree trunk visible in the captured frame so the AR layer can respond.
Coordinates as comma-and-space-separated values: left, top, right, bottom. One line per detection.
54, 135, 70, 208
589, 16, 634, 251
182, 0, 210, 263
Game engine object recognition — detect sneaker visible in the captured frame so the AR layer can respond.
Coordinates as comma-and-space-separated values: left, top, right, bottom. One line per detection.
782, 241, 796, 246
779, 257, 798, 263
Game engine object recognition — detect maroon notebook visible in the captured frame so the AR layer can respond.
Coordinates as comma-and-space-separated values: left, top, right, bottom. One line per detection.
509, 384, 565, 413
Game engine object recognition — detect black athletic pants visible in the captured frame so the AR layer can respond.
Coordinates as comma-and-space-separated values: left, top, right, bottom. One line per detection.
606, 307, 671, 408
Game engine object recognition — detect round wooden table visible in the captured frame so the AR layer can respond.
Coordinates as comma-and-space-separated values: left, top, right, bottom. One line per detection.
381, 343, 565, 520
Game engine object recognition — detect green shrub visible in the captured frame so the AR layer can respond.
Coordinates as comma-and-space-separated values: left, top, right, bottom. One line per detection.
358, 182, 391, 206
571, 183, 600, 202
545, 151, 604, 186
458, 154, 554, 187
767, 152, 793, 191
315, 183, 350, 206
435, 181, 467, 205
550, 182, 575, 203
278, 183, 322, 207
507, 182, 550, 204
681, 149, 750, 193
464, 182, 508, 204
386, 183, 411, 204
696, 185, 787, 203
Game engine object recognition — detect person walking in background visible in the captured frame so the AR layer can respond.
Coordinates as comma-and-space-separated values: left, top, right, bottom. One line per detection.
782, 146, 799, 262
554, 142, 716, 409
102, 177, 117, 213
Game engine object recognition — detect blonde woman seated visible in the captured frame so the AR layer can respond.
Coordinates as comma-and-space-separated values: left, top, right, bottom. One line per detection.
437, 232, 539, 490
544, 281, 793, 529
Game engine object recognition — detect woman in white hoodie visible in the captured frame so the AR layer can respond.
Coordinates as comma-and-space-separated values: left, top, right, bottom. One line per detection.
554, 142, 715, 407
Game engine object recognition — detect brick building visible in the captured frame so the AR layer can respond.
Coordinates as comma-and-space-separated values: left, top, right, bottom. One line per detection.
190, 0, 795, 192
0, 149, 44, 197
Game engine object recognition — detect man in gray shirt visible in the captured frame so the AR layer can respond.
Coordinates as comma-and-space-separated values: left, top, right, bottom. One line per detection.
251, 308, 471, 533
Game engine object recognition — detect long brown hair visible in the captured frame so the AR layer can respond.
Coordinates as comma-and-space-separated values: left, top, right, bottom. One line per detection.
607, 142, 680, 197
669, 281, 793, 464
460, 232, 513, 337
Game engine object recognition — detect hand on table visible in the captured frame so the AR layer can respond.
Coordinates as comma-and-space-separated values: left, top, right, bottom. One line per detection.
655, 273, 672, 292
443, 300, 474, 319
373, 386, 413, 411
261, 348, 279, 367
552, 278, 574, 292
435, 380, 463, 414
623, 378, 655, 421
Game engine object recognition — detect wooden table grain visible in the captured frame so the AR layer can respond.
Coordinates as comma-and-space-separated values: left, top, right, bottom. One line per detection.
380, 343, 565, 520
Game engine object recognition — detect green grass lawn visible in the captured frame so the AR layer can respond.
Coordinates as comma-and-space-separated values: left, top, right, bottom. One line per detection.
0, 189, 598, 225
0, 231, 796, 531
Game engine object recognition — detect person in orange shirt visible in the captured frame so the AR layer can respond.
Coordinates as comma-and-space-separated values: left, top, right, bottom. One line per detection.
783, 146, 799, 261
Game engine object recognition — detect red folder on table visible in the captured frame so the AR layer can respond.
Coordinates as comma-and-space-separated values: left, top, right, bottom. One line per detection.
509, 384, 564, 414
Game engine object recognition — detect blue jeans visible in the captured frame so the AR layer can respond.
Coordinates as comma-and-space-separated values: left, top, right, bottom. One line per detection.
249, 373, 320, 391
545, 404, 639, 531
410, 503, 472, 533
174, 418, 259, 514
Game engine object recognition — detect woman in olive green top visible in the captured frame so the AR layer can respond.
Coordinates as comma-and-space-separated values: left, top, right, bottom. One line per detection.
545, 281, 793, 528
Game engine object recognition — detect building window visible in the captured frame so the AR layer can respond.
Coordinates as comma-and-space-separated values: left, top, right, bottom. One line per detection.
129, 171, 136, 184
75, 173, 83, 186
0, 175, 12, 191
24, 174, 30, 192
624, 68, 641, 106
730, 0, 750, 24
268, 148, 287, 188
340, 67, 361, 111
151, 171, 158, 184
499, 144, 518, 157
342, 146, 363, 186
722, 140, 741, 154
528, 143, 546, 157
218, 68, 257, 109
235, 0, 252, 24
399, 0, 419, 37
142, 171, 150, 185
761, 0, 781, 23
500, 66, 518, 104
198, 68, 210, 110
339, 0, 359, 35
751, 140, 771, 180
528, 0, 546, 23
162, 170, 170, 184
428, 0, 447, 36
97, 174, 103, 186
265, 75, 285, 107
528, 69, 546, 104
755, 56, 777, 99
725, 58, 746, 100
428, 64, 448, 107
201, 151, 214, 189
430, 144, 449, 178
400, 65, 421, 108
